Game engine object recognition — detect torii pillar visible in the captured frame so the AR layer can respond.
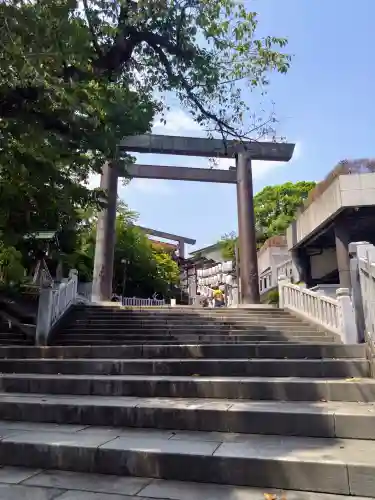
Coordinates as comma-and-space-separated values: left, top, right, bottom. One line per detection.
91, 162, 118, 302
236, 152, 260, 303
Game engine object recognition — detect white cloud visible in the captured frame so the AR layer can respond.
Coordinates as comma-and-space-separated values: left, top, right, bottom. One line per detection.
152, 109, 201, 135
213, 140, 302, 180
125, 178, 172, 195
85, 173, 101, 189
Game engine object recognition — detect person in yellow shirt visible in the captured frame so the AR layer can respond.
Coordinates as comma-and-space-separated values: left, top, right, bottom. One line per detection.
212, 286, 225, 307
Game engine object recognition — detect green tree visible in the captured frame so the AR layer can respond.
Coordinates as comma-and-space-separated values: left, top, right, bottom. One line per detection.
1, 0, 291, 243
0, 1, 155, 242
254, 181, 317, 243
112, 217, 179, 298
219, 181, 316, 260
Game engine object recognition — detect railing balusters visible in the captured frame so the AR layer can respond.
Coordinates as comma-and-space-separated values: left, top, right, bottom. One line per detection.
278, 279, 340, 334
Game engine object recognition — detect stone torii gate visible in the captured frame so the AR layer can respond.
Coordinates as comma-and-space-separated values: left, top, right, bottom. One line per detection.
92, 134, 295, 304
136, 226, 196, 259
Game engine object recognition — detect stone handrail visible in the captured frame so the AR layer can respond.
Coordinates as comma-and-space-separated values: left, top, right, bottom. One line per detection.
276, 258, 293, 280
278, 276, 357, 343
350, 242, 375, 347
36, 269, 78, 345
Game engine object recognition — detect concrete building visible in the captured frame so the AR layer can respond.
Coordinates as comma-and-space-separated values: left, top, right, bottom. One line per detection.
189, 243, 225, 264
286, 161, 375, 292
189, 236, 293, 296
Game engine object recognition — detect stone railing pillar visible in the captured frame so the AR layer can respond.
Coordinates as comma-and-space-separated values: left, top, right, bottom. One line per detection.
69, 269, 78, 296
278, 274, 290, 309
349, 241, 371, 344
336, 287, 358, 344
35, 283, 54, 346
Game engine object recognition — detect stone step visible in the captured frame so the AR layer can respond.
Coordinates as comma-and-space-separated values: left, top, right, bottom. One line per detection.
0, 340, 33, 345
1, 466, 374, 500
0, 344, 364, 359
54, 338, 339, 346
64, 321, 321, 333
0, 341, 28, 345
1, 373, 375, 401
70, 317, 317, 325
58, 334, 334, 343
0, 424, 374, 495
71, 311, 293, 318
0, 358, 368, 377
0, 395, 374, 439
73, 306, 288, 314
72, 314, 297, 322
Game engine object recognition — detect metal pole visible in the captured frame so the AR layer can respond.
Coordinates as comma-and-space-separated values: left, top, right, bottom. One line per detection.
92, 162, 118, 302
236, 152, 260, 304
121, 259, 127, 304
234, 243, 240, 304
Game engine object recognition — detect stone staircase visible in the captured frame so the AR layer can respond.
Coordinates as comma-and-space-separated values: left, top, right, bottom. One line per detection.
0, 305, 374, 498
0, 316, 33, 345
54, 304, 339, 345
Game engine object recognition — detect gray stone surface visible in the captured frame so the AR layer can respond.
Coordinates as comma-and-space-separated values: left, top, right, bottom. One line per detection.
0, 483, 63, 499
99, 435, 219, 455
0, 466, 41, 484
0, 304, 373, 496
56, 492, 141, 500
2, 374, 375, 402
24, 469, 151, 495
0, 469, 375, 500
138, 478, 375, 499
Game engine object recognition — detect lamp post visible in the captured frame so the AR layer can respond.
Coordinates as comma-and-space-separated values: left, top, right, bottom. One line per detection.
121, 258, 128, 303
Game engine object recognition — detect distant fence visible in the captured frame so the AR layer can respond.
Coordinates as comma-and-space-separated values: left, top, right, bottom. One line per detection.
121, 297, 165, 307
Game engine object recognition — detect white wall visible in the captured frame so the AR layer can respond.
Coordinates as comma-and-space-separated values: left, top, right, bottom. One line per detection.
258, 246, 290, 276
287, 173, 375, 250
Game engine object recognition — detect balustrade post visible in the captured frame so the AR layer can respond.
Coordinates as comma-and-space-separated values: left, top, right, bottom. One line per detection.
349, 242, 371, 343
36, 283, 54, 346
278, 274, 290, 309
68, 269, 79, 299
336, 287, 358, 344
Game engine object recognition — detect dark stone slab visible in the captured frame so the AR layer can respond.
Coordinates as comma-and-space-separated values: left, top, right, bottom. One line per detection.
0, 432, 111, 471
24, 469, 151, 495
0, 466, 41, 484
0, 483, 64, 499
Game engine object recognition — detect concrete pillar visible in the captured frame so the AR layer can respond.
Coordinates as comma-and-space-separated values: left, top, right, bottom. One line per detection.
334, 220, 351, 289
291, 248, 312, 286
92, 162, 118, 302
236, 152, 260, 304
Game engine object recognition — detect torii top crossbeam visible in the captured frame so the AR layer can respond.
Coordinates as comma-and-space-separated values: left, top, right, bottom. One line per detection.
136, 226, 196, 245
120, 134, 295, 161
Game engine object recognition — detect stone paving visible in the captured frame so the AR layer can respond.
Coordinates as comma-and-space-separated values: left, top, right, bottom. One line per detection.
0, 421, 374, 496
0, 307, 374, 497
0, 466, 373, 499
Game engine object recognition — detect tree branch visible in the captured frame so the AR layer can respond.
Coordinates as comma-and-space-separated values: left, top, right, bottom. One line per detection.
82, 0, 102, 57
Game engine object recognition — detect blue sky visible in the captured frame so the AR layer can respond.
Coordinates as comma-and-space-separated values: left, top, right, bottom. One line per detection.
91, 0, 374, 254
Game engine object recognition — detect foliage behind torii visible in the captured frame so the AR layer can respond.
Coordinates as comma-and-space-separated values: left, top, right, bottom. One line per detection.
0, 0, 291, 242
219, 181, 317, 261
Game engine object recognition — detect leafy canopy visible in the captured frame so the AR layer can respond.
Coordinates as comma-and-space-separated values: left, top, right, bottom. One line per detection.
0, 0, 155, 241
1, 0, 291, 250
